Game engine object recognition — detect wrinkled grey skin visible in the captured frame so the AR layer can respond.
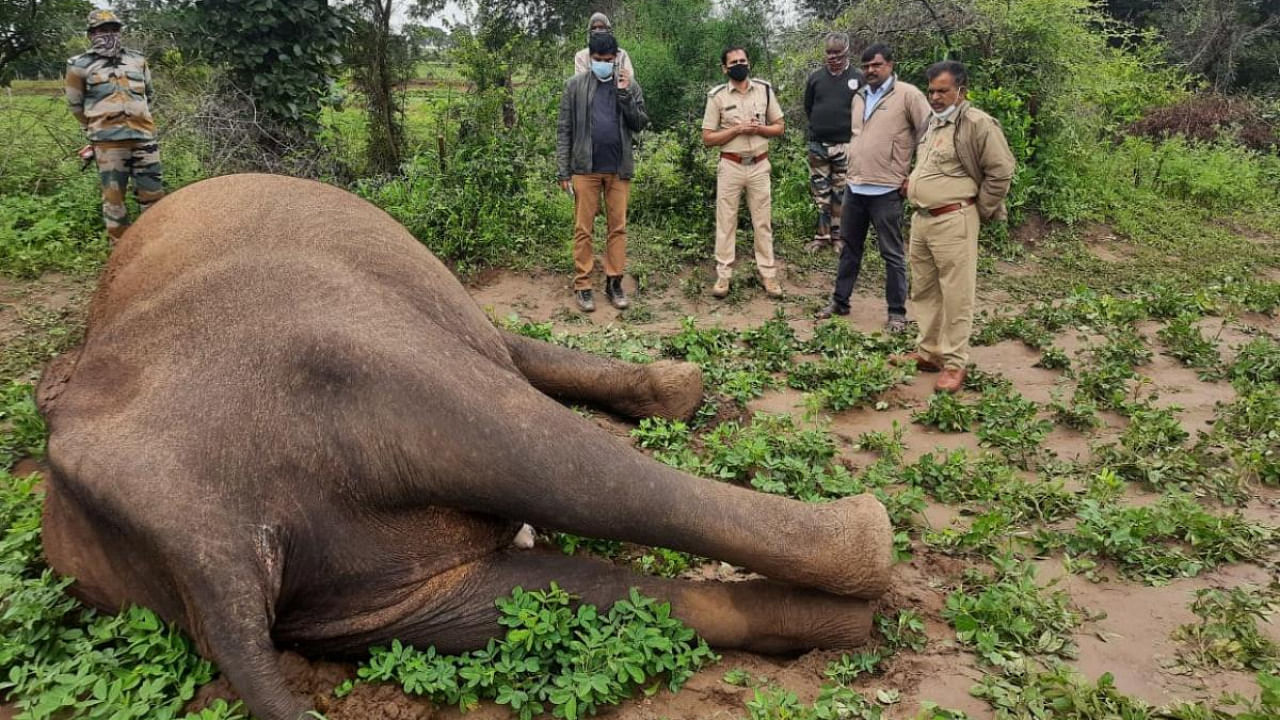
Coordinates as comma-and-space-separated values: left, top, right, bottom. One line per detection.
37, 174, 893, 720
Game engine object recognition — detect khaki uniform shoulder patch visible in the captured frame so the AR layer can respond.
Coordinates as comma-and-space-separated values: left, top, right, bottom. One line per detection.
708, 83, 728, 97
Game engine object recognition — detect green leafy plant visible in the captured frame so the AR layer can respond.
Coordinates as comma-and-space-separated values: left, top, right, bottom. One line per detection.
744, 684, 887, 720
346, 585, 717, 720
1034, 495, 1277, 583
855, 423, 906, 463
701, 414, 856, 501
1229, 337, 1280, 388
913, 393, 977, 433
1034, 346, 1071, 370
970, 664, 1153, 720
1172, 582, 1280, 674
876, 609, 928, 653
824, 649, 888, 685
974, 385, 1053, 468
943, 556, 1083, 666
1158, 313, 1223, 377
1049, 389, 1103, 431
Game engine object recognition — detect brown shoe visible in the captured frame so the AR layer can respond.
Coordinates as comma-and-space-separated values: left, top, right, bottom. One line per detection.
712, 277, 730, 299
890, 351, 942, 372
762, 276, 783, 298
935, 366, 966, 394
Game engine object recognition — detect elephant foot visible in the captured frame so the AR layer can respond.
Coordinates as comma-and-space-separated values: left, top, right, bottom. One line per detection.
643, 360, 703, 421
806, 493, 893, 599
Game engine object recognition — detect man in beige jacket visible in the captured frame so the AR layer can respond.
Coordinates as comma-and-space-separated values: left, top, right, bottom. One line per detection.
900, 60, 1016, 393
816, 44, 930, 332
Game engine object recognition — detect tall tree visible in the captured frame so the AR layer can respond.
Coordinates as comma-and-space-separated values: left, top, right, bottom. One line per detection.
1161, 0, 1279, 90
199, 0, 346, 137
347, 0, 443, 174
0, 0, 92, 85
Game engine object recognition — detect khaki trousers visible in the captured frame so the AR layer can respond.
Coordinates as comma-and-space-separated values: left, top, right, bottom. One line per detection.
908, 205, 980, 369
571, 173, 630, 290
714, 158, 776, 279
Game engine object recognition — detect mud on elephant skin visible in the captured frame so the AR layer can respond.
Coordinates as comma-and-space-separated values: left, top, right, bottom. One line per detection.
35, 174, 894, 720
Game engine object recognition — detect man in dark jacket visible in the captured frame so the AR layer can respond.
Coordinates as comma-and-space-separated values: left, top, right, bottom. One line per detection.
803, 33, 862, 253
556, 32, 649, 313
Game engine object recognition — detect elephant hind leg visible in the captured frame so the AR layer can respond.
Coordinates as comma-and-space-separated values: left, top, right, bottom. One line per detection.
306, 550, 874, 657
501, 331, 703, 421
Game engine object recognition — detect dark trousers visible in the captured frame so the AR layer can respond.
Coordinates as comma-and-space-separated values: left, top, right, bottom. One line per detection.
831, 188, 907, 317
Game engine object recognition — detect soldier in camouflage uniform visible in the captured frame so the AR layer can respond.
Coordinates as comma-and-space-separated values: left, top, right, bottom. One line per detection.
802, 33, 862, 253
66, 9, 163, 241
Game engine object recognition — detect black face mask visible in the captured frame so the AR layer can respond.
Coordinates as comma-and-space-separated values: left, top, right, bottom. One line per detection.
727, 63, 750, 82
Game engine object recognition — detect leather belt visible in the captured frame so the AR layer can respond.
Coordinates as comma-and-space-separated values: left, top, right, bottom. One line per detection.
926, 198, 975, 217
720, 151, 768, 166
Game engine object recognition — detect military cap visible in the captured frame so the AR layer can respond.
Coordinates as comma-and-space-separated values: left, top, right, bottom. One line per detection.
87, 9, 123, 31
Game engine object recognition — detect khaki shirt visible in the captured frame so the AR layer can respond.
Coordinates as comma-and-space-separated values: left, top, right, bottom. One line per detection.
702, 79, 783, 156
907, 111, 978, 210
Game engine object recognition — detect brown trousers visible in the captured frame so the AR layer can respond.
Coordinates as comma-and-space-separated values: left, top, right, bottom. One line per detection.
908, 205, 980, 369
571, 173, 630, 290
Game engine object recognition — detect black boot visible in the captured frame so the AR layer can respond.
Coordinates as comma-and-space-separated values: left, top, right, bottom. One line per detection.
575, 289, 595, 313
605, 275, 629, 310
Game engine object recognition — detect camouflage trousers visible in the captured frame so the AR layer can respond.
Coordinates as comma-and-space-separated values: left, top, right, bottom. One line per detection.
94, 141, 164, 240
807, 141, 849, 244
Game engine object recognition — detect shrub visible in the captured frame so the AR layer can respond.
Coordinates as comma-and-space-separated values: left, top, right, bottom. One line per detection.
1128, 94, 1278, 152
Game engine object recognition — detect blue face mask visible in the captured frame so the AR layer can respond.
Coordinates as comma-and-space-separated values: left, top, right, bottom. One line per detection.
591, 60, 614, 81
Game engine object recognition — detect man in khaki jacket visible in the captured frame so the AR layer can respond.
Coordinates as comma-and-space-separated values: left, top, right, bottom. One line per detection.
899, 60, 1015, 393
702, 46, 785, 299
816, 43, 930, 331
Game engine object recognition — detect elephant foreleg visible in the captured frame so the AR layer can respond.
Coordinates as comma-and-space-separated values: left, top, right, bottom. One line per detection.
501, 331, 703, 421
294, 549, 873, 657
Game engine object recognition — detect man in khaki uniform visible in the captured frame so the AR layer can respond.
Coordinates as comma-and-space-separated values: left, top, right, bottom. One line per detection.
701, 46, 785, 299
901, 60, 1015, 393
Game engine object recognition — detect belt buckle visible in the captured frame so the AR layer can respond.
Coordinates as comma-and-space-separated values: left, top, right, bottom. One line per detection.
740, 155, 757, 166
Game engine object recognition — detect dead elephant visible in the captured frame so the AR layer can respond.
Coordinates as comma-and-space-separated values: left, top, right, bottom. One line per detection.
36, 174, 893, 720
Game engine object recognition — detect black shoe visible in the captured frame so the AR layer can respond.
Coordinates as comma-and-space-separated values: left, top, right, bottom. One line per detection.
576, 289, 595, 313
605, 275, 629, 309
814, 301, 849, 320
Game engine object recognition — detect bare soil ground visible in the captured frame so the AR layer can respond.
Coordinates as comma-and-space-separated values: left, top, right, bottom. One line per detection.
8, 248, 1279, 720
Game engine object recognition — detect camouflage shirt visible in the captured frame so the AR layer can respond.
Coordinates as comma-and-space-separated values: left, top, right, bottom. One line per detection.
65, 49, 156, 143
